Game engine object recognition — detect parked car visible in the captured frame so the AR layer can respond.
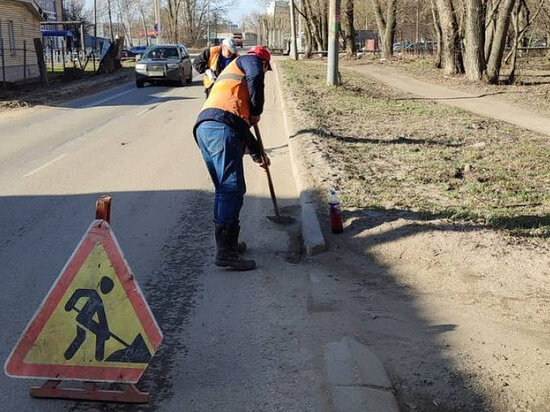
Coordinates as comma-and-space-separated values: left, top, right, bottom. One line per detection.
121, 49, 137, 59
134, 44, 193, 88
392, 42, 412, 52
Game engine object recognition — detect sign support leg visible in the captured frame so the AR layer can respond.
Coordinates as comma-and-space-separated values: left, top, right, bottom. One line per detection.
30, 380, 150, 403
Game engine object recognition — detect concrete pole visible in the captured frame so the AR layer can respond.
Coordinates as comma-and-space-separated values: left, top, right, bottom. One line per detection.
93, 0, 97, 42
80, 21, 85, 59
157, 0, 162, 43
154, 0, 159, 44
327, 0, 341, 85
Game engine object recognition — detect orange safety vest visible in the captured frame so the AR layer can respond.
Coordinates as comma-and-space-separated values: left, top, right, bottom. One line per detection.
203, 46, 221, 89
201, 59, 251, 125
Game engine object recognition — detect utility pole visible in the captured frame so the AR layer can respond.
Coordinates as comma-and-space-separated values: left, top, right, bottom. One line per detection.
93, 0, 97, 70
415, 0, 420, 43
207, 0, 210, 46
107, 0, 114, 41
327, 0, 341, 85
289, 0, 298, 60
154, 0, 161, 44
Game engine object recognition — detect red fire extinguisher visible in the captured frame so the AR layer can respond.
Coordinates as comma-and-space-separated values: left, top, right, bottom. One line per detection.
329, 189, 344, 233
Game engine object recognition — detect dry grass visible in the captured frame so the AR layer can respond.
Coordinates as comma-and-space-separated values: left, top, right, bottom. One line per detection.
279, 60, 550, 237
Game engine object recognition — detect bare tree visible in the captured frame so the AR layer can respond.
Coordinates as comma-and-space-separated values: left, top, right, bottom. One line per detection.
64, 0, 87, 21
370, 0, 397, 59
464, 0, 485, 80
436, 0, 464, 74
430, 0, 443, 67
343, 0, 356, 55
485, 0, 516, 83
506, 0, 545, 83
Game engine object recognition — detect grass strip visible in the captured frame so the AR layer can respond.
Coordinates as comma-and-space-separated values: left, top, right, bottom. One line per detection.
279, 60, 550, 237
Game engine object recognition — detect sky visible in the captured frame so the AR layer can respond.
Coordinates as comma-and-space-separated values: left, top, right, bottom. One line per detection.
83, 0, 263, 27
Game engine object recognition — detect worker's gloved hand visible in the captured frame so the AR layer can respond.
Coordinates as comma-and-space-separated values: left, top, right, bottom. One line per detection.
255, 155, 271, 169
205, 69, 217, 81
249, 115, 261, 125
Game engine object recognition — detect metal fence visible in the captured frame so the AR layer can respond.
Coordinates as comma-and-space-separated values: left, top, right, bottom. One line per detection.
1, 37, 99, 97
0, 39, 37, 97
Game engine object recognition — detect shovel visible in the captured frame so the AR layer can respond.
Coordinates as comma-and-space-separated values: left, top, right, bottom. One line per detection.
253, 124, 295, 225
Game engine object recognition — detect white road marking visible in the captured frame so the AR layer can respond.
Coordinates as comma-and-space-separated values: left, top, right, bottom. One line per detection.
24, 153, 68, 177
82, 88, 135, 108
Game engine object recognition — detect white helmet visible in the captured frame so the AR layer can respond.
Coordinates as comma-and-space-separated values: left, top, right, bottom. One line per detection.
222, 37, 237, 54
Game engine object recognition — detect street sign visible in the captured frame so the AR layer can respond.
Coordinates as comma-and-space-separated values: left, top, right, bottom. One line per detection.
4, 218, 162, 384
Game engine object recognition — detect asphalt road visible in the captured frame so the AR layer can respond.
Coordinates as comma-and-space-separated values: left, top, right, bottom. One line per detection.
0, 72, 327, 410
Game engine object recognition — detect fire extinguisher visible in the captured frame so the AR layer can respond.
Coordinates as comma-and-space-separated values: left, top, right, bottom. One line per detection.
329, 189, 344, 234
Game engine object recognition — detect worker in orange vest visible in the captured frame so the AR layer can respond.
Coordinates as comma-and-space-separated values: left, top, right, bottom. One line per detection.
193, 38, 239, 97
193, 46, 272, 271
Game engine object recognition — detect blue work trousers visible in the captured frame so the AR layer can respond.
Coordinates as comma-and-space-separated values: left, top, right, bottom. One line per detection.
196, 121, 246, 225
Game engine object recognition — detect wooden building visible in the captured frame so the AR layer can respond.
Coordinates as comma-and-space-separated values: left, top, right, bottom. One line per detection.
0, 0, 46, 84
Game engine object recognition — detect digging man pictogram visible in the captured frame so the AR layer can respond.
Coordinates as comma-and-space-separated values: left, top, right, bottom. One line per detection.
63, 275, 152, 363
64, 276, 114, 361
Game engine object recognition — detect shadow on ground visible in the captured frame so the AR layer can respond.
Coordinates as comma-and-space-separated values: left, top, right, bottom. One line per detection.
291, 128, 463, 147
0, 189, 500, 411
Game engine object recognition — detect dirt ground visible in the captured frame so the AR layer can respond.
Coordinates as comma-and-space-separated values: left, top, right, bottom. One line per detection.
278, 60, 550, 411
0, 65, 135, 112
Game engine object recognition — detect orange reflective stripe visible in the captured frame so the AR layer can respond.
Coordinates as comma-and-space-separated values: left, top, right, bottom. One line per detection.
203, 46, 221, 89
201, 59, 251, 125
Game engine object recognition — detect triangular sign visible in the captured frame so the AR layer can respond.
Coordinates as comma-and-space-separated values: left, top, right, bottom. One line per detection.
4, 220, 163, 383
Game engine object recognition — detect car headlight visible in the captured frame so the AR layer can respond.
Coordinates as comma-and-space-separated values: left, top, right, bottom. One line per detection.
135, 63, 146, 70
166, 63, 180, 69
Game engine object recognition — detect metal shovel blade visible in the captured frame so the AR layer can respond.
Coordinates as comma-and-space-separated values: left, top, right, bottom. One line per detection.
267, 214, 295, 225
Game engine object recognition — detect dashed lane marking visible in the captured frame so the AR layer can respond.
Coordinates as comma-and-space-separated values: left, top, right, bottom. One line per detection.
24, 153, 68, 177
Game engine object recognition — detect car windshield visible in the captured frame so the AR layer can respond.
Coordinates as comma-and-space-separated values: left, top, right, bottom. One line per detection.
144, 47, 179, 59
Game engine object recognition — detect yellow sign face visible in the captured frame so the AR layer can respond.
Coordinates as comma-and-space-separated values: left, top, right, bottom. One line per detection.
25, 243, 153, 369
5, 221, 163, 383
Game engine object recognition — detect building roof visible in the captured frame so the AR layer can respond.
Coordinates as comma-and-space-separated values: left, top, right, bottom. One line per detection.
12, 0, 47, 20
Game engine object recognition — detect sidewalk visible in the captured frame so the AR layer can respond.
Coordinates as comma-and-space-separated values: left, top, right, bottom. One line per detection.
346, 64, 550, 138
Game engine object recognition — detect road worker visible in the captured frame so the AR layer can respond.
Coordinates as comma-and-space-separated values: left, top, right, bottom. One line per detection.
193, 38, 239, 97
193, 46, 273, 271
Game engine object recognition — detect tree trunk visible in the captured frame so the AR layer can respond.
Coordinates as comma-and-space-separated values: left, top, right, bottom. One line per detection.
303, 0, 324, 51
507, 2, 520, 84
321, 7, 329, 50
343, 0, 356, 55
485, 0, 516, 84
431, 0, 443, 68
370, 0, 396, 59
295, 3, 314, 57
464, 0, 485, 80
436, 0, 464, 75
305, 24, 313, 57
384, 0, 397, 59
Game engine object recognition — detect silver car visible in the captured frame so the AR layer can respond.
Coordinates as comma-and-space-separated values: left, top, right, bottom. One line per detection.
135, 44, 193, 88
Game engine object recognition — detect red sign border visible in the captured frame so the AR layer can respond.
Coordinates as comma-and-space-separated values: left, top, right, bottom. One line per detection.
4, 220, 163, 383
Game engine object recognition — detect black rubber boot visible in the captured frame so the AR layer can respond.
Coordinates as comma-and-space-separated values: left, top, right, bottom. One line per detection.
237, 241, 247, 254
234, 225, 247, 254
215, 224, 256, 270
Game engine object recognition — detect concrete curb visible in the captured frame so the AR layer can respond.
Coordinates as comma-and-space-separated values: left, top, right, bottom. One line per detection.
273, 61, 326, 256
325, 337, 400, 412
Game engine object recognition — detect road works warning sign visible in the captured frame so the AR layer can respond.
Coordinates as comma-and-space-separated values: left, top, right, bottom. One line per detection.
4, 220, 162, 383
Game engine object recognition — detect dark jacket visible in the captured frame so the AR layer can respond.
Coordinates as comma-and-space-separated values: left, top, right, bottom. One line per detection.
193, 46, 236, 77
194, 55, 266, 160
